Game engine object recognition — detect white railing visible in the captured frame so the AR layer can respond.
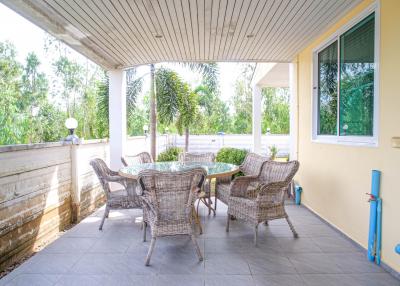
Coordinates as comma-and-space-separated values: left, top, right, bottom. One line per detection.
126, 134, 290, 157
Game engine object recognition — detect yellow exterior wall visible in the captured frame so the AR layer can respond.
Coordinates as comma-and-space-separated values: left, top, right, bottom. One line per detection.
296, 0, 400, 273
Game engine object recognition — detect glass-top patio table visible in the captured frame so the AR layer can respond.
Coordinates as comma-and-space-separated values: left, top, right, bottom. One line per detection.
119, 161, 239, 179
119, 161, 239, 233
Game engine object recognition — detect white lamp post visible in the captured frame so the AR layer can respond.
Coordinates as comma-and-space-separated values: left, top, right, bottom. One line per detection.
65, 117, 79, 144
143, 124, 149, 137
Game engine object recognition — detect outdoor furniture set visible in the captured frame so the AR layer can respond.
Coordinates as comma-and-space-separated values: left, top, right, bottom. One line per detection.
90, 151, 299, 266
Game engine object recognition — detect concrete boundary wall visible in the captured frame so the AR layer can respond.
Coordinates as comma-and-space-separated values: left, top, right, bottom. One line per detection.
0, 140, 107, 271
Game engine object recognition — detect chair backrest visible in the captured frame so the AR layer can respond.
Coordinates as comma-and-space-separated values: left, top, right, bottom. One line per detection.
138, 168, 206, 222
121, 152, 153, 166
259, 160, 300, 185
90, 158, 113, 194
240, 152, 269, 176
179, 152, 215, 163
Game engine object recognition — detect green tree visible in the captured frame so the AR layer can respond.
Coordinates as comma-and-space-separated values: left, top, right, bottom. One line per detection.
95, 73, 110, 138
231, 64, 255, 134
53, 56, 83, 116
21, 53, 49, 142
261, 87, 290, 134
0, 41, 23, 144
156, 68, 199, 151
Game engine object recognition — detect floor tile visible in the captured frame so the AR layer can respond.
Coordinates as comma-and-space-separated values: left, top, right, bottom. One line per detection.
154, 274, 204, 286
253, 274, 306, 286
205, 275, 255, 286
246, 253, 297, 275
288, 253, 343, 274
205, 253, 251, 274
277, 237, 322, 253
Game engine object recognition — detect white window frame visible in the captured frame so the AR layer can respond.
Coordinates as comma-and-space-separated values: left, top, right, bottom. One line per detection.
311, 2, 380, 147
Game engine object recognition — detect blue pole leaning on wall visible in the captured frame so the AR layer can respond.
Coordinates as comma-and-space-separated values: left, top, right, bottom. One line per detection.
367, 170, 381, 263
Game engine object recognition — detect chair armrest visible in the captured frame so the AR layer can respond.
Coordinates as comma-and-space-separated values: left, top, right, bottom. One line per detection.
230, 175, 259, 197
256, 182, 288, 204
103, 175, 128, 188
109, 169, 119, 176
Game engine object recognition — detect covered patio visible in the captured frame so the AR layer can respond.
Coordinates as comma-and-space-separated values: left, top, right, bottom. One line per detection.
2, 203, 398, 286
1, 0, 400, 285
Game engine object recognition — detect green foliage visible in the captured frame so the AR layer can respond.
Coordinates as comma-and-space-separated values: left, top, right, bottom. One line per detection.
216, 147, 248, 165
261, 87, 290, 134
156, 68, 182, 125
157, 146, 183, 162
126, 67, 143, 115
0, 38, 111, 145
53, 56, 83, 115
231, 64, 254, 134
95, 73, 109, 138
0, 41, 24, 144
181, 62, 219, 93
155, 68, 199, 136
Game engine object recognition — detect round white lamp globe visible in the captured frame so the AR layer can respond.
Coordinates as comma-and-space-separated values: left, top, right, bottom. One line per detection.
65, 117, 78, 130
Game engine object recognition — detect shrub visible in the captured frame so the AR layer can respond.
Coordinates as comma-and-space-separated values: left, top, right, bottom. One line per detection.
268, 145, 278, 160
216, 147, 248, 166
157, 146, 183, 162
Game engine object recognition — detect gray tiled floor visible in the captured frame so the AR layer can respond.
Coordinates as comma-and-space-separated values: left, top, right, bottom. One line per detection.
1, 201, 399, 286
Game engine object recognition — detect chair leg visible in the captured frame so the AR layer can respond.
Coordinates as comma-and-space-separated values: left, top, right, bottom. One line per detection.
99, 206, 109, 230
143, 222, 147, 242
226, 213, 230, 232
254, 224, 259, 246
286, 216, 298, 238
196, 199, 201, 216
145, 237, 156, 266
191, 235, 203, 261
193, 207, 203, 235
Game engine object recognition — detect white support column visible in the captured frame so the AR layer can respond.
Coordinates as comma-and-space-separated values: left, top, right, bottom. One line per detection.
289, 63, 298, 160
252, 84, 262, 154
108, 69, 127, 170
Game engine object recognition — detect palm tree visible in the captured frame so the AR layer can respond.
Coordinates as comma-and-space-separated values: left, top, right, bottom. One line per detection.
149, 64, 156, 160
122, 62, 218, 158
156, 68, 198, 151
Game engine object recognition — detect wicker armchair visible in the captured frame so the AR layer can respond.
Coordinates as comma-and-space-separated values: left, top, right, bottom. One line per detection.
179, 152, 215, 215
121, 151, 153, 166
215, 152, 269, 209
226, 160, 300, 245
138, 168, 207, 266
90, 158, 142, 230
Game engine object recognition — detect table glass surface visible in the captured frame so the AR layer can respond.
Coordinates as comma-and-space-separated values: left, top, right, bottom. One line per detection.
119, 161, 239, 178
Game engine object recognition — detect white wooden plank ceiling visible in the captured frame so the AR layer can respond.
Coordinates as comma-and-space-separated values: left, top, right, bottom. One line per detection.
2, 0, 362, 69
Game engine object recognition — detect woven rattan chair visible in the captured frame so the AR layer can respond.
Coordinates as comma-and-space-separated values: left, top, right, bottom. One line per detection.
138, 168, 206, 266
179, 152, 215, 215
121, 151, 153, 167
215, 152, 269, 210
226, 160, 300, 245
90, 158, 142, 230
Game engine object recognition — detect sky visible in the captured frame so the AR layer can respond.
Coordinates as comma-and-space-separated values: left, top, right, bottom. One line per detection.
0, 3, 244, 103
